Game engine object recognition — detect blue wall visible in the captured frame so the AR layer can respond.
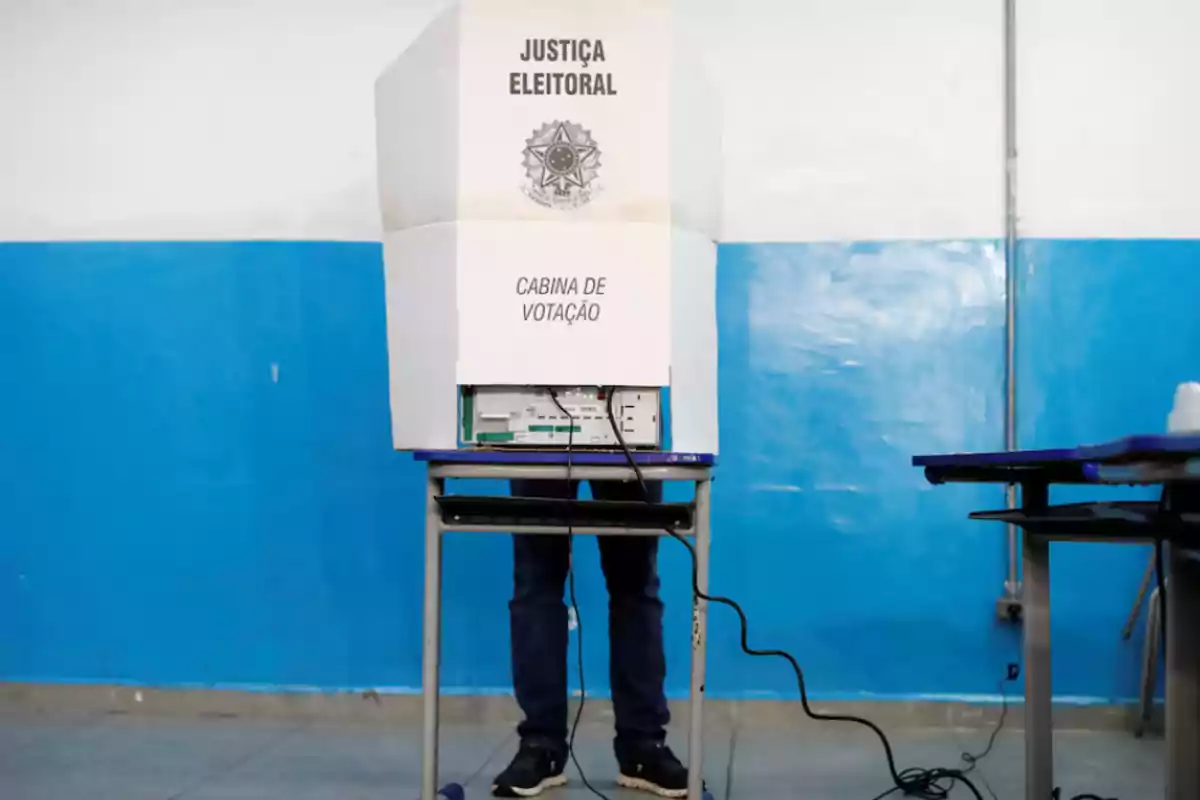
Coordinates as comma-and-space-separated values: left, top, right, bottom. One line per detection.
0, 239, 1195, 701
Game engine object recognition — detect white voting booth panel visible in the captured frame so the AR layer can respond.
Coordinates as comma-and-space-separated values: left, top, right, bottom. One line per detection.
376, 0, 720, 454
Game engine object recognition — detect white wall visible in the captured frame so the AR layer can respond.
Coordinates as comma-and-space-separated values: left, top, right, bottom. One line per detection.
714, 0, 1002, 242
2, 0, 1196, 244
0, 0, 442, 242
1018, 0, 1200, 238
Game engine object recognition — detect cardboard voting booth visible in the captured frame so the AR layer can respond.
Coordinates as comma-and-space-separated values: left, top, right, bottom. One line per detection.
376, 0, 721, 452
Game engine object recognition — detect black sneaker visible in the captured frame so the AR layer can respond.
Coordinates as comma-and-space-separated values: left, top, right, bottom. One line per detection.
491, 741, 568, 797
616, 742, 690, 798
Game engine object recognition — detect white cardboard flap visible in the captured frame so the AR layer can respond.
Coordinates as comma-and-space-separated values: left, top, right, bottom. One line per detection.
376, 0, 720, 238
457, 0, 673, 224
376, 0, 721, 452
454, 220, 671, 386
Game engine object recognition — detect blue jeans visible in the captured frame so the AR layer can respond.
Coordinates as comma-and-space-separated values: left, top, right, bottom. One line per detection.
509, 479, 669, 753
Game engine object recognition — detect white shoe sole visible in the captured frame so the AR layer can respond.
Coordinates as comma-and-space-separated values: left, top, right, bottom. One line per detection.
616, 774, 688, 798
492, 773, 568, 797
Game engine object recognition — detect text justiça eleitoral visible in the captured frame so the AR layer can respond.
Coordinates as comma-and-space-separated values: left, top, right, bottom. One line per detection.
509, 38, 617, 96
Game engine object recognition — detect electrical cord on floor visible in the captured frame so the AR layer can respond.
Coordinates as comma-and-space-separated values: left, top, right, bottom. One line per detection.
602, 391, 990, 800
601, 389, 1120, 800
547, 389, 614, 800
953, 670, 1017, 800
959, 678, 1007, 781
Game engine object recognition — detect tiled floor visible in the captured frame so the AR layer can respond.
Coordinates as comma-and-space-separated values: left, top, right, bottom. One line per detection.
0, 712, 1162, 799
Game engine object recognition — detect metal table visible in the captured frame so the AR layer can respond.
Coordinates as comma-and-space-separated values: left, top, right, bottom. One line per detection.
913, 434, 1200, 800
413, 449, 716, 800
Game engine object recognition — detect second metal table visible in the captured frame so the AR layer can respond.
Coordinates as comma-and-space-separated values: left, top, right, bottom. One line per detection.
914, 434, 1200, 800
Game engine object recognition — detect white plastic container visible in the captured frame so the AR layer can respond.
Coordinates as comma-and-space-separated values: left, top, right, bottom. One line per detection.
1167, 382, 1200, 434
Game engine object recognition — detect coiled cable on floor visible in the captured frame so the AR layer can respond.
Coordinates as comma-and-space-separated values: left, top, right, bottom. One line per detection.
604, 391, 1127, 800
603, 391, 985, 800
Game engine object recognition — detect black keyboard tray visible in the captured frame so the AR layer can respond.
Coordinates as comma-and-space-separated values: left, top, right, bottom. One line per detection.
434, 495, 693, 531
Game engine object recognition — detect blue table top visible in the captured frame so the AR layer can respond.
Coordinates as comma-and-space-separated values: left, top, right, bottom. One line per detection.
913, 434, 1200, 469
413, 450, 716, 466
1076, 434, 1200, 462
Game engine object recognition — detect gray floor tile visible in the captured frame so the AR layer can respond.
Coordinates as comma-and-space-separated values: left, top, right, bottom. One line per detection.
0, 713, 1164, 800
728, 726, 1162, 800
183, 723, 510, 800
1051, 731, 1164, 800
0, 712, 106, 761
0, 716, 298, 800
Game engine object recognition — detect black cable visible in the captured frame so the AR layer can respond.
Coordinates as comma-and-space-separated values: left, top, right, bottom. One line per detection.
959, 681, 1006, 776
603, 391, 984, 800
960, 669, 1015, 784
954, 675, 1011, 800
547, 389, 613, 800
602, 390, 1118, 800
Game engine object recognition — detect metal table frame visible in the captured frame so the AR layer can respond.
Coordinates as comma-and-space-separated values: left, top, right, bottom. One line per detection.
416, 451, 715, 800
915, 435, 1200, 800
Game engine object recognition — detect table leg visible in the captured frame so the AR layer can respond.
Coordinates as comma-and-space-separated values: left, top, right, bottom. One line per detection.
687, 478, 711, 799
1136, 586, 1163, 738
422, 472, 444, 800
1023, 532, 1053, 800
1166, 543, 1200, 800
1022, 481, 1052, 800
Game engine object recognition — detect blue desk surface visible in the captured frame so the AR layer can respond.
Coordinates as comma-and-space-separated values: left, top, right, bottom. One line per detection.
913, 434, 1200, 469
413, 450, 716, 466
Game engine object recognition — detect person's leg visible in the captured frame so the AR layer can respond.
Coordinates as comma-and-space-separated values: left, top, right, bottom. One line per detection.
494, 480, 575, 797
591, 480, 675, 746
509, 480, 576, 748
594, 480, 686, 795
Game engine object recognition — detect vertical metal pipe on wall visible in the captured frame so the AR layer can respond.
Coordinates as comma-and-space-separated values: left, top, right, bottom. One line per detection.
1003, 0, 1021, 601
